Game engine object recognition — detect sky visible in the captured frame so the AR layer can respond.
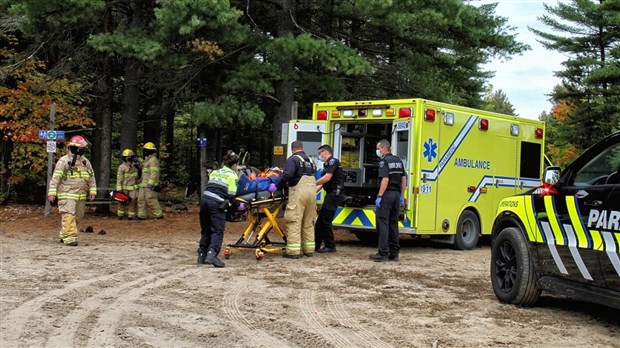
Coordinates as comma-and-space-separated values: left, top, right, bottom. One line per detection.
478, 0, 566, 120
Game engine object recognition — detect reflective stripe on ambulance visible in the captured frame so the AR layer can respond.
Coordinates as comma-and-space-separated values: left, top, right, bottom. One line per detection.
332, 207, 411, 229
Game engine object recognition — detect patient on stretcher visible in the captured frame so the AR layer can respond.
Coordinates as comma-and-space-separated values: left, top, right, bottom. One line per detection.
235, 168, 285, 201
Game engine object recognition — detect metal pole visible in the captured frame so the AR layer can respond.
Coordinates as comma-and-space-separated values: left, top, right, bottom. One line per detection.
44, 102, 56, 217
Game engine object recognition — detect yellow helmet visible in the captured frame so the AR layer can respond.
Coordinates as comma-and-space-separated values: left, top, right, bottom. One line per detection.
122, 149, 134, 157
143, 142, 156, 150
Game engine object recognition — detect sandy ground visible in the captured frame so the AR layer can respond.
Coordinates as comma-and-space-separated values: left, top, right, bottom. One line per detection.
1, 203, 619, 348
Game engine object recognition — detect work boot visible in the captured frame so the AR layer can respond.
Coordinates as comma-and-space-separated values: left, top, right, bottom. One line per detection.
204, 249, 225, 267
282, 253, 302, 259
118, 216, 124, 220
317, 247, 337, 253
197, 248, 207, 265
368, 253, 388, 262
388, 254, 399, 262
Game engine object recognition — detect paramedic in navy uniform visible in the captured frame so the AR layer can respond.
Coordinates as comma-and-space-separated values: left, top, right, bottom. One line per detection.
370, 139, 406, 262
314, 144, 345, 253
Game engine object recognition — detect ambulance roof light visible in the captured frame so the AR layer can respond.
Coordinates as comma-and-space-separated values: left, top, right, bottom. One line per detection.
331, 110, 339, 118
358, 109, 368, 117
510, 124, 519, 136
343, 110, 354, 117
535, 128, 544, 139
372, 109, 383, 117
317, 110, 328, 120
425, 109, 436, 122
399, 108, 411, 118
479, 118, 489, 131
386, 108, 395, 117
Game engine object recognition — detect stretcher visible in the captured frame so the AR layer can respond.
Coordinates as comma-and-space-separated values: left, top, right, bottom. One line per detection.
224, 191, 287, 260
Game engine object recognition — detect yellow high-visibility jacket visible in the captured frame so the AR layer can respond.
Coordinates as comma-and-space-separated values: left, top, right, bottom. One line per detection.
140, 154, 160, 188
116, 162, 140, 191
48, 154, 97, 200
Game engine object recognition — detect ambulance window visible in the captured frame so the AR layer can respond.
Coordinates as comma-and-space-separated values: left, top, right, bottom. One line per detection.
297, 132, 323, 165
520, 142, 541, 179
396, 131, 409, 167
573, 143, 620, 186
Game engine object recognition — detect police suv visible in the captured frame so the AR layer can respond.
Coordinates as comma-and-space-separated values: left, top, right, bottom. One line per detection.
491, 131, 620, 309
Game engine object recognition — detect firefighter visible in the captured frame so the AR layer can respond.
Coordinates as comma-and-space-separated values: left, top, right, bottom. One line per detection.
197, 152, 240, 267
137, 142, 163, 219
370, 139, 406, 262
47, 135, 97, 246
280, 140, 317, 258
116, 149, 141, 220
315, 144, 345, 253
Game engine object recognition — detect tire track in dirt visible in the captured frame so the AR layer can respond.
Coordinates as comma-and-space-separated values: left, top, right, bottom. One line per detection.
0, 265, 153, 347
87, 267, 196, 347
326, 291, 392, 348
222, 281, 290, 347
44, 268, 176, 347
299, 289, 353, 348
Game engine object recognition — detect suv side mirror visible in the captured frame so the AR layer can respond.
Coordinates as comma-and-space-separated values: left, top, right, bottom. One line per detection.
544, 166, 561, 185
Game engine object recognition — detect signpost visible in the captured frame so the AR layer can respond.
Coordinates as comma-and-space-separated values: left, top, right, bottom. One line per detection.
44, 103, 56, 217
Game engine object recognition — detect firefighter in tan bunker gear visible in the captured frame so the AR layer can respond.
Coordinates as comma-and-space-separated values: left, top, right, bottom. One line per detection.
47, 135, 97, 246
280, 140, 317, 258
137, 142, 163, 219
116, 149, 141, 219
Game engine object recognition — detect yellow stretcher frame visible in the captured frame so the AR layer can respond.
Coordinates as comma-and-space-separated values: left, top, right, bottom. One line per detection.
224, 194, 288, 260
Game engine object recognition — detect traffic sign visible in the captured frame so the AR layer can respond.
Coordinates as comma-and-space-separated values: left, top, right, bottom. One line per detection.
38, 130, 65, 140
46, 141, 57, 153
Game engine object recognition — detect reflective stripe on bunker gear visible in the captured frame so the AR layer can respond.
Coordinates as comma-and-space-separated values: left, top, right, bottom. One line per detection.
116, 162, 141, 191
48, 154, 97, 199
139, 154, 160, 188
204, 166, 238, 201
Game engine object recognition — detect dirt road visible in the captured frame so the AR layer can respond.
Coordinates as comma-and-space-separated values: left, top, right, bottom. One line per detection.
1, 204, 618, 347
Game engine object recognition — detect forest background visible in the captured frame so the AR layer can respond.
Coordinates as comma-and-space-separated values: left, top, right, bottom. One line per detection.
1, 0, 619, 208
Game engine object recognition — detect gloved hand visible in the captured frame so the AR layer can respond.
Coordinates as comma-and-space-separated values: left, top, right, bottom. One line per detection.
238, 202, 246, 210
147, 184, 154, 191
399, 195, 405, 206
268, 183, 277, 193
375, 196, 382, 207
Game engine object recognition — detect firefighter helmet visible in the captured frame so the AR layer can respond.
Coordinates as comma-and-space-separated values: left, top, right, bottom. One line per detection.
67, 135, 88, 148
122, 149, 134, 157
143, 142, 156, 150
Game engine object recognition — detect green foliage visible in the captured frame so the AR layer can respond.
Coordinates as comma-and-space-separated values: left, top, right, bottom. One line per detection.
193, 96, 265, 127
533, 0, 620, 150
482, 86, 517, 115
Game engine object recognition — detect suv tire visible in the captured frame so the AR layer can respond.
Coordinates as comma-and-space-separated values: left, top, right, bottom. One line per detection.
491, 227, 541, 306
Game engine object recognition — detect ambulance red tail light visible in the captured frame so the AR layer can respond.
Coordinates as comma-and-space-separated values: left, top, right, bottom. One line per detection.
358, 109, 368, 117
317, 110, 328, 120
479, 118, 489, 131
399, 108, 411, 118
425, 109, 436, 122
535, 128, 543, 139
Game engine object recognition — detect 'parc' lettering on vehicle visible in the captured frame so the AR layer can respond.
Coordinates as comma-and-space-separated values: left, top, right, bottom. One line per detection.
587, 209, 620, 231
454, 158, 491, 170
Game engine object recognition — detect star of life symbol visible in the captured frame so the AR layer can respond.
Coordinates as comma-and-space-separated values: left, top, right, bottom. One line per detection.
423, 138, 437, 162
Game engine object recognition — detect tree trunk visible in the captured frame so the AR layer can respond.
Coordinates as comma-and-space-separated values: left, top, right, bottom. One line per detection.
163, 94, 175, 179
199, 127, 209, 193
94, 1, 114, 214
271, 0, 296, 168
120, 58, 140, 154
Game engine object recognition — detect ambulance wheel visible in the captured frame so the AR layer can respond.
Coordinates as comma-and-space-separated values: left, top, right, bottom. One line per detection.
491, 227, 541, 306
454, 210, 480, 250
354, 232, 377, 245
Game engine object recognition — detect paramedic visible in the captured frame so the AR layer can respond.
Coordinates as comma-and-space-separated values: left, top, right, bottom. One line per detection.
315, 144, 345, 253
280, 140, 317, 258
137, 142, 163, 219
116, 149, 141, 220
239, 145, 251, 168
370, 139, 406, 262
47, 135, 97, 246
197, 152, 240, 267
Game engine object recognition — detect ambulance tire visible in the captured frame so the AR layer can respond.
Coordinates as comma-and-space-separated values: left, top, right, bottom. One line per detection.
454, 210, 480, 250
491, 227, 541, 307
354, 232, 377, 245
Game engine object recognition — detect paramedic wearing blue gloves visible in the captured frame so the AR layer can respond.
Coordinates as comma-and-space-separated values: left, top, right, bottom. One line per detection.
370, 139, 406, 262
315, 144, 345, 253
197, 153, 240, 267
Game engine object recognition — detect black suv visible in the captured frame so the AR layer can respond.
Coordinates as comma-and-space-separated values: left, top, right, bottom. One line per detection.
490, 130, 620, 309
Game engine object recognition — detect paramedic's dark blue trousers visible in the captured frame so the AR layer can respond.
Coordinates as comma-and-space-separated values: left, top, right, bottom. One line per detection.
199, 197, 226, 254
375, 190, 400, 257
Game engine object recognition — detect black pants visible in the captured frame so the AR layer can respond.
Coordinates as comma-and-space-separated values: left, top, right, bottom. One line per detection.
375, 190, 400, 257
199, 197, 226, 254
315, 192, 344, 249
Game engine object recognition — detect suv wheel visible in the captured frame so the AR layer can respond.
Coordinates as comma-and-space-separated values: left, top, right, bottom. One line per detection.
491, 227, 541, 306
454, 210, 480, 250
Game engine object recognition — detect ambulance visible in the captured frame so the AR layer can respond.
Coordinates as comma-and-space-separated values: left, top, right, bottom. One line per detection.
285, 99, 546, 249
